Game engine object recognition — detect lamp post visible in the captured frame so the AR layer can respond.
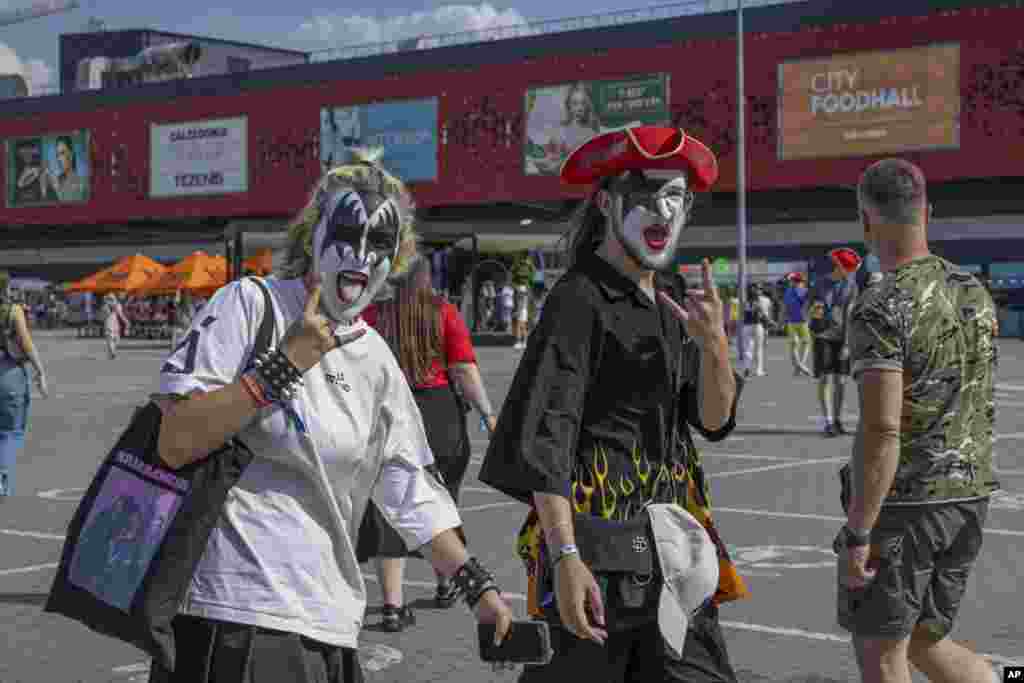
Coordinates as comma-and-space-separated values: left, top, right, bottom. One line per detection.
735, 0, 748, 369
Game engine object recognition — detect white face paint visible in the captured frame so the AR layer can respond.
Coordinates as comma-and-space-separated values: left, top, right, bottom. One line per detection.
312, 186, 401, 325
609, 172, 692, 271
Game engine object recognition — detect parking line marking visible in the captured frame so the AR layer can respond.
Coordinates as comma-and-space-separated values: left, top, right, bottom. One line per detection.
0, 528, 66, 541
460, 501, 521, 512
0, 562, 58, 577
362, 577, 1022, 666
713, 506, 1024, 538
709, 457, 847, 478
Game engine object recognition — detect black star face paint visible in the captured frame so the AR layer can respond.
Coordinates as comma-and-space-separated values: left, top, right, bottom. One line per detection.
607, 170, 695, 272
313, 185, 402, 325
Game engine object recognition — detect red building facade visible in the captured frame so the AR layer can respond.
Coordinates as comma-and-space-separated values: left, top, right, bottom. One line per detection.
1, 1, 1022, 228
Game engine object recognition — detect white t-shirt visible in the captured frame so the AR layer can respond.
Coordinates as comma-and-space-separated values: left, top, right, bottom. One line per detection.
757, 295, 774, 325
500, 286, 515, 312
158, 277, 460, 648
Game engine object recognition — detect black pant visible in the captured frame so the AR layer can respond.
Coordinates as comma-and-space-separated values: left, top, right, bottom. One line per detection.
519, 604, 737, 683
148, 615, 364, 683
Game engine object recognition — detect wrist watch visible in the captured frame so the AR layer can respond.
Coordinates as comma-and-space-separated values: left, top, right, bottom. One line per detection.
834, 525, 871, 553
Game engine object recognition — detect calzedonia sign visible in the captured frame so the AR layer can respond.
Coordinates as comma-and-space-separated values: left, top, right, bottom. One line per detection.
150, 117, 248, 198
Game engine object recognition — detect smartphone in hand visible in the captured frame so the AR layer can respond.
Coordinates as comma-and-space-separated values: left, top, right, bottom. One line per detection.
478, 620, 553, 666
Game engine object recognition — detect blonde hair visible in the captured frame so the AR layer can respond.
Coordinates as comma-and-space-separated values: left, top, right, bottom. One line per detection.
279, 147, 419, 279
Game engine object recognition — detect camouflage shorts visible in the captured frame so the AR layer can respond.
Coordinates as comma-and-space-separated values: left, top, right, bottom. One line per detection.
837, 498, 989, 640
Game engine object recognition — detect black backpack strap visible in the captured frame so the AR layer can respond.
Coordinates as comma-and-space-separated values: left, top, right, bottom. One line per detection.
244, 276, 277, 373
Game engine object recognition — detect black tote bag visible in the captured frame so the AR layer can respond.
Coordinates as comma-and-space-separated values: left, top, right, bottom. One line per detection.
44, 277, 276, 672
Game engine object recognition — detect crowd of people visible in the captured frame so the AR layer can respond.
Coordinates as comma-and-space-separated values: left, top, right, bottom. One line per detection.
1, 126, 1005, 683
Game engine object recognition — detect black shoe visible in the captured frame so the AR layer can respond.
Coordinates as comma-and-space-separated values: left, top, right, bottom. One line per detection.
824, 423, 838, 438
380, 604, 415, 632
435, 582, 459, 608
835, 421, 850, 435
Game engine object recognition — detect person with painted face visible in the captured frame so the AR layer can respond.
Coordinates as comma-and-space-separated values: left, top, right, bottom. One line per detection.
479, 126, 749, 683
148, 148, 512, 683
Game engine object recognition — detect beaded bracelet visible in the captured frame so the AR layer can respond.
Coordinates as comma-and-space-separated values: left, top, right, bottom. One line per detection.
451, 557, 501, 609
251, 348, 304, 402
240, 373, 273, 409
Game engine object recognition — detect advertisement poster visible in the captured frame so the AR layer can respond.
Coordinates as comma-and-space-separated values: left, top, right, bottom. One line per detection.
150, 117, 248, 198
523, 74, 670, 176
6, 130, 90, 207
320, 98, 438, 182
777, 43, 960, 161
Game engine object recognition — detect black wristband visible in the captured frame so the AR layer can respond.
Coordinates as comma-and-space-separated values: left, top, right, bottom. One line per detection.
252, 348, 304, 402
451, 557, 500, 609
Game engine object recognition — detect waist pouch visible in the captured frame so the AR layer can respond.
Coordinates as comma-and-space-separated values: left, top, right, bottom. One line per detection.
542, 511, 661, 631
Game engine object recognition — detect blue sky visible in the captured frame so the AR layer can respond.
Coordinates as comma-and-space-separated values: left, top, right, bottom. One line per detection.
0, 0, 652, 94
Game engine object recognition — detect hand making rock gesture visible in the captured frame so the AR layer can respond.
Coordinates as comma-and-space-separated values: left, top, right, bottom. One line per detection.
658, 258, 727, 347
281, 279, 366, 373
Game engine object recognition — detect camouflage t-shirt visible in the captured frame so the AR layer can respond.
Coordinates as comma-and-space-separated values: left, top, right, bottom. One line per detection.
848, 255, 999, 504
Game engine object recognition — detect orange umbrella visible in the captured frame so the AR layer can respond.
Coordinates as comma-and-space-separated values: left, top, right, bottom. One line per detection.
142, 251, 228, 296
75, 254, 168, 295
64, 255, 132, 293
243, 248, 273, 275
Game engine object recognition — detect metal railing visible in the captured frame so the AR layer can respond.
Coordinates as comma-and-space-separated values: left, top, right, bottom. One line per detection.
309, 0, 802, 63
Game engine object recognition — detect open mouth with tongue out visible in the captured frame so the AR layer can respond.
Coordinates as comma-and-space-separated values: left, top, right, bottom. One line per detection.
337, 271, 368, 305
643, 225, 670, 251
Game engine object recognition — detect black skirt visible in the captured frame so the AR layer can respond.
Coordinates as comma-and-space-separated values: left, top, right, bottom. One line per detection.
356, 384, 471, 561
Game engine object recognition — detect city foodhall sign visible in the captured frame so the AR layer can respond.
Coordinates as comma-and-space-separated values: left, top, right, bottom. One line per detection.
777, 43, 960, 161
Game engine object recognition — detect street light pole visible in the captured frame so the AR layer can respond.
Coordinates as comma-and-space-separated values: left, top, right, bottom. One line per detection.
735, 0, 748, 370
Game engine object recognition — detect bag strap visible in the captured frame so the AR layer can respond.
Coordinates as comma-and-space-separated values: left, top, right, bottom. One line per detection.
246, 277, 276, 371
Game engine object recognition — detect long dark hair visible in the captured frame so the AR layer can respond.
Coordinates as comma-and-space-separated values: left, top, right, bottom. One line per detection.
374, 257, 444, 386
562, 184, 610, 270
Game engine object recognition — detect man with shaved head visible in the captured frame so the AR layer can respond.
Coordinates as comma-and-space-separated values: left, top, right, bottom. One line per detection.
835, 159, 1000, 683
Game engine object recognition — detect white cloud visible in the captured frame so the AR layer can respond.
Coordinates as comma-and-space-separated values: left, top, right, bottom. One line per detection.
292, 3, 530, 49
0, 41, 55, 95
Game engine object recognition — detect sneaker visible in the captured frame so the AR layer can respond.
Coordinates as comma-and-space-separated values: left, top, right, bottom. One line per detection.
824, 423, 838, 438
380, 604, 415, 632
835, 420, 850, 436
435, 582, 459, 608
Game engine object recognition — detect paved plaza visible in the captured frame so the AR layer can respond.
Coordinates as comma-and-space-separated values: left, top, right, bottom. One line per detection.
0, 330, 1021, 683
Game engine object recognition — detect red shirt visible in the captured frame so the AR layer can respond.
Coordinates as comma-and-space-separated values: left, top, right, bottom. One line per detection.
363, 300, 476, 388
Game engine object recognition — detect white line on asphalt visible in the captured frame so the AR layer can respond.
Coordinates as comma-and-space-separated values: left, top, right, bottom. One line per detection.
713, 506, 1024, 538
460, 501, 521, 512
461, 486, 499, 494
708, 457, 847, 478
718, 622, 1023, 666
0, 528, 66, 540
701, 453, 796, 461
996, 383, 1024, 393
995, 400, 1024, 409
0, 562, 58, 576
362, 576, 1022, 666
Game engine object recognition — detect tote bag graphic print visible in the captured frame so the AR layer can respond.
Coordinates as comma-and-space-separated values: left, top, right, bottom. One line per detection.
68, 450, 188, 612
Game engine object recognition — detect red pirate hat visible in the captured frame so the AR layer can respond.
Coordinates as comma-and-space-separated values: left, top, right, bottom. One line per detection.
560, 125, 719, 191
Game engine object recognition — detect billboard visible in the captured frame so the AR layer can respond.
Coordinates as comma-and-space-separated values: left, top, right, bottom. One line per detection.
523, 74, 671, 176
6, 130, 91, 207
777, 44, 960, 161
320, 98, 438, 182
150, 117, 248, 198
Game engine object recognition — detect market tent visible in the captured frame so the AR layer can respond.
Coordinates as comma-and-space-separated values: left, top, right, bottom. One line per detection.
140, 251, 227, 297
66, 254, 168, 295
243, 248, 273, 275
